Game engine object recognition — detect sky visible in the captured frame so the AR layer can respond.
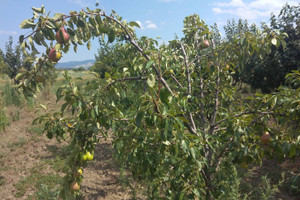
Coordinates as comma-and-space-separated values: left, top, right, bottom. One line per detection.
0, 0, 299, 62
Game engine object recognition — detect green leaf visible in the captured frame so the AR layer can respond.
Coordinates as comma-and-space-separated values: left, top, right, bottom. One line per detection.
193, 188, 200, 197
53, 13, 64, 20
99, 27, 109, 33
28, 36, 34, 46
73, 44, 78, 53
129, 21, 140, 28
87, 41, 91, 50
15, 73, 24, 80
20, 19, 36, 29
42, 29, 55, 40
89, 17, 97, 28
39, 104, 47, 112
67, 28, 75, 36
289, 144, 296, 158
190, 147, 196, 159
136, 111, 144, 127
159, 87, 171, 105
32, 6, 43, 14
196, 160, 202, 169
271, 38, 277, 46
95, 15, 102, 25
146, 60, 154, 69
108, 30, 115, 43
147, 74, 155, 88
281, 39, 287, 49
77, 20, 86, 28
19, 35, 24, 44
179, 192, 185, 200
181, 140, 189, 153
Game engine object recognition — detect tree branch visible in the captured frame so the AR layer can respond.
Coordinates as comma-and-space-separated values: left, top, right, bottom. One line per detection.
170, 74, 183, 88
102, 13, 174, 96
180, 42, 197, 133
180, 42, 191, 95
209, 65, 220, 133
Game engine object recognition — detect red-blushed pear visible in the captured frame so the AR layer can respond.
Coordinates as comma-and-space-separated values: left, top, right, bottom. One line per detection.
56, 27, 70, 44
70, 181, 80, 191
201, 39, 210, 49
48, 48, 62, 62
261, 131, 271, 144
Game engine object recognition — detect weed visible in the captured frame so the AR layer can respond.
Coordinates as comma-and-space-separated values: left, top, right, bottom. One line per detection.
14, 173, 62, 198
26, 97, 35, 109
0, 107, 10, 132
282, 172, 300, 197
27, 124, 44, 136
1, 81, 24, 107
0, 176, 5, 186
30, 184, 60, 200
12, 143, 68, 198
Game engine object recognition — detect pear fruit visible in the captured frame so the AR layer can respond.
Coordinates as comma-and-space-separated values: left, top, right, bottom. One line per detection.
261, 131, 271, 144
48, 48, 62, 62
201, 39, 210, 49
56, 27, 70, 44
70, 181, 80, 191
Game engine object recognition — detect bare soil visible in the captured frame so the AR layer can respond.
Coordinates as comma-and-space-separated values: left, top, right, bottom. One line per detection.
0, 96, 143, 200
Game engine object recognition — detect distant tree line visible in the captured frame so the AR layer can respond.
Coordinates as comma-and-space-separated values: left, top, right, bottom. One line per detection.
0, 36, 34, 82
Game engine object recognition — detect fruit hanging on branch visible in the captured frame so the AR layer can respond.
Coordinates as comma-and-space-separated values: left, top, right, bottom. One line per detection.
70, 181, 80, 191
48, 48, 62, 62
56, 27, 70, 44
85, 152, 94, 161
201, 39, 210, 49
73, 168, 83, 177
261, 131, 271, 144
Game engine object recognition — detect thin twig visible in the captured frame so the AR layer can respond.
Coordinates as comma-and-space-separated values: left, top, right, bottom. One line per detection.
170, 74, 183, 88
209, 65, 220, 132
180, 42, 197, 133
102, 13, 174, 96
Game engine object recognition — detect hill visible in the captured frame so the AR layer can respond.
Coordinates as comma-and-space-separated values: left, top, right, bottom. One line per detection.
55, 59, 95, 69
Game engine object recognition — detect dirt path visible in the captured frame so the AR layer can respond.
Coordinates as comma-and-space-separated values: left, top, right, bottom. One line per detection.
0, 101, 142, 199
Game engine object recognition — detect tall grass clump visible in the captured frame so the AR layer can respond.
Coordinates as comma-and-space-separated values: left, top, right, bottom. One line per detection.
1, 81, 24, 107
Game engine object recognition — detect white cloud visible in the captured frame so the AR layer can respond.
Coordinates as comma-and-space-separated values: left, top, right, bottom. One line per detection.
0, 30, 17, 35
145, 20, 158, 29
136, 20, 158, 30
213, 0, 299, 20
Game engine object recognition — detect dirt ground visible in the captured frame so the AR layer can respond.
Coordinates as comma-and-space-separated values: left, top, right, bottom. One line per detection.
0, 96, 143, 200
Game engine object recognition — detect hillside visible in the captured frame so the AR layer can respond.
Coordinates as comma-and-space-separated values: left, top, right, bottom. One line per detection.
55, 59, 95, 69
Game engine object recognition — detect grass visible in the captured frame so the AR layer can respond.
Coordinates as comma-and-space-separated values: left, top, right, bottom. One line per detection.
0, 107, 10, 132
7, 136, 28, 151
0, 176, 5, 186
28, 184, 60, 200
14, 173, 62, 198
27, 124, 44, 136
13, 148, 67, 198
0, 72, 89, 199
